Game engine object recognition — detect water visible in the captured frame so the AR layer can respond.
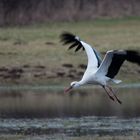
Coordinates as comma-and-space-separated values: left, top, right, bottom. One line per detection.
0, 116, 140, 136
0, 86, 140, 118
0, 84, 140, 139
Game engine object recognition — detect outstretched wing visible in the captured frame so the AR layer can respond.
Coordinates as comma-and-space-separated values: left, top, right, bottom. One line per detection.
96, 50, 140, 78
60, 32, 84, 51
60, 32, 102, 72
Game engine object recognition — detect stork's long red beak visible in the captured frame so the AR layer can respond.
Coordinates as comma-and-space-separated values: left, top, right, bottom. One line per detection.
64, 86, 73, 93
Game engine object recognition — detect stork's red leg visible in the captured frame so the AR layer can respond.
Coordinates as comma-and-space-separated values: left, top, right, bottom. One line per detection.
107, 86, 122, 104
102, 86, 115, 101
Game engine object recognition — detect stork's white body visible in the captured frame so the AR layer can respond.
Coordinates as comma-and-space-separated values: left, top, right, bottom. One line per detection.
61, 32, 140, 104
79, 41, 118, 87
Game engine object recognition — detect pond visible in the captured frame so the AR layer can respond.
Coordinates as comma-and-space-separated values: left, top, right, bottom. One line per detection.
0, 84, 140, 118
0, 84, 140, 139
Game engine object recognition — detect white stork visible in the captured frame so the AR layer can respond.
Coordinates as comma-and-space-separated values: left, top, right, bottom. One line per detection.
60, 32, 140, 104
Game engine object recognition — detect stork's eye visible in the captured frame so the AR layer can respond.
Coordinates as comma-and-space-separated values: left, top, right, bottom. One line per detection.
71, 83, 76, 87
72, 83, 75, 86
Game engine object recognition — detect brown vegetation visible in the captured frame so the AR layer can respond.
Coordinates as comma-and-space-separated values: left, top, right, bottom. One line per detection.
0, 63, 86, 85
0, 0, 140, 25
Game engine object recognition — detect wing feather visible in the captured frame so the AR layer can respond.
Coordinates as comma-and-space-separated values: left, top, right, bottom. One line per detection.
60, 32, 102, 71
96, 50, 140, 79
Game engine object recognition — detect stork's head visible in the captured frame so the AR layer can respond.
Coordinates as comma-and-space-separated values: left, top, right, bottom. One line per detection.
64, 81, 80, 93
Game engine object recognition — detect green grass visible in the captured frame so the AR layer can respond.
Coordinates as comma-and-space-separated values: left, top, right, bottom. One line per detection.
0, 18, 140, 66
0, 18, 140, 85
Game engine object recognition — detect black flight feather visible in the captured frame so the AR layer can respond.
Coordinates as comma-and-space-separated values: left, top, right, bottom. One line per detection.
60, 32, 102, 68
68, 42, 79, 50
126, 50, 140, 65
106, 50, 140, 79
106, 52, 126, 78
93, 48, 102, 67
75, 44, 82, 52
60, 32, 84, 52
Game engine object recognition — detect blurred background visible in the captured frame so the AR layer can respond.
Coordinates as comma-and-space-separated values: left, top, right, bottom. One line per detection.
0, 0, 140, 140
0, 0, 140, 25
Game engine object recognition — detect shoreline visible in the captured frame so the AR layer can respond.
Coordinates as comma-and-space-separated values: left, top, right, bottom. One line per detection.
0, 83, 139, 91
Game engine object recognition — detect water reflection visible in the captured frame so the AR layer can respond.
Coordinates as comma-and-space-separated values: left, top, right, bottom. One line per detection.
0, 86, 140, 118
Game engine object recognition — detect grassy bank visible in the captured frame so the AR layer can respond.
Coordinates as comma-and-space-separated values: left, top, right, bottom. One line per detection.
0, 18, 140, 85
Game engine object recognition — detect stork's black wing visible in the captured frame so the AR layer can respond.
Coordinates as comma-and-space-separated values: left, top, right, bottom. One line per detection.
97, 50, 140, 79
60, 32, 85, 52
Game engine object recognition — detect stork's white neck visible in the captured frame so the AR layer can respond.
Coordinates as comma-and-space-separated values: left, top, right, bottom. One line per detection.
71, 80, 85, 88
77, 80, 85, 86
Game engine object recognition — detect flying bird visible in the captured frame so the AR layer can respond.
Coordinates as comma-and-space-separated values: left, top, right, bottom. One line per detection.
60, 32, 140, 104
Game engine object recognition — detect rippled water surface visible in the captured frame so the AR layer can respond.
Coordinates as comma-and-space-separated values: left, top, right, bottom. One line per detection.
0, 116, 140, 136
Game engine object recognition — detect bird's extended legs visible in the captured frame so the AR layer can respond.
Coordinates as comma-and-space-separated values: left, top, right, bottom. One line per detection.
107, 86, 122, 104
102, 85, 122, 104
102, 86, 115, 101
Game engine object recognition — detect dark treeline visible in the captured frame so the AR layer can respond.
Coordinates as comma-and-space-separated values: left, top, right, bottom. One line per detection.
0, 0, 140, 25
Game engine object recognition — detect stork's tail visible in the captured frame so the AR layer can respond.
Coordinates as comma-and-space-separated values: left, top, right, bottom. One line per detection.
60, 32, 85, 52
112, 79, 122, 84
